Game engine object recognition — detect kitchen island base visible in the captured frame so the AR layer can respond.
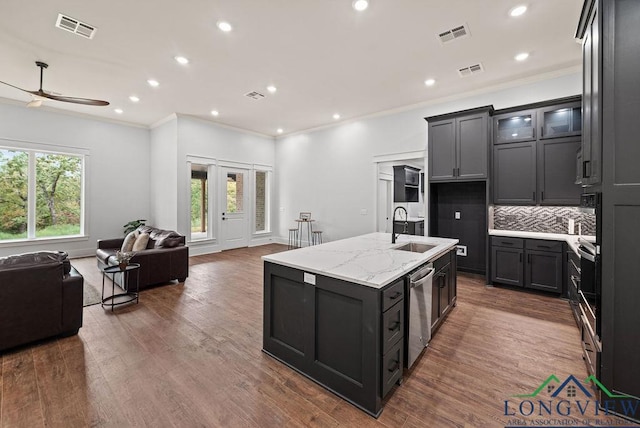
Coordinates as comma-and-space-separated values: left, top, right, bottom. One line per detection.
263, 237, 458, 417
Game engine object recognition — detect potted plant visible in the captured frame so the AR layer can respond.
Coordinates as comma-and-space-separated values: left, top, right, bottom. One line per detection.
115, 250, 134, 271
123, 219, 146, 235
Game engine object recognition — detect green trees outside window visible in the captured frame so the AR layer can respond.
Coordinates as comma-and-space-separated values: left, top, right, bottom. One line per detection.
0, 148, 83, 241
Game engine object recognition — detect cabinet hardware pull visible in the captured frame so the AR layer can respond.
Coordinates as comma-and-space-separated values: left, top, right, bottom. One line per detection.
389, 291, 402, 300
541, 191, 544, 200
388, 321, 400, 331
583, 160, 590, 178
452, 168, 456, 177
387, 360, 399, 372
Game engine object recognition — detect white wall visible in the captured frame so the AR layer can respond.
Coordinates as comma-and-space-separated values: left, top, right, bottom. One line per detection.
275, 72, 582, 242
149, 117, 178, 230
0, 103, 150, 257
173, 115, 276, 255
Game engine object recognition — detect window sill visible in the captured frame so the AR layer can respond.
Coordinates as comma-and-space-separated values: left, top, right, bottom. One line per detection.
253, 231, 272, 236
188, 237, 217, 245
0, 235, 89, 248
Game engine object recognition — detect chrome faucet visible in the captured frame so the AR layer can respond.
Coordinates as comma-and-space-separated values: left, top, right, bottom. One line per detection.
391, 206, 408, 244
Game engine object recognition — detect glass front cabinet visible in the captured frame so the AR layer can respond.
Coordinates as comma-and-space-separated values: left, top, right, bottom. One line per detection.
538, 102, 582, 140
493, 109, 537, 144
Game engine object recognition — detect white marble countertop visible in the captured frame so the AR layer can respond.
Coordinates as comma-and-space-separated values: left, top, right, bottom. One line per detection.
263, 232, 458, 289
488, 229, 595, 255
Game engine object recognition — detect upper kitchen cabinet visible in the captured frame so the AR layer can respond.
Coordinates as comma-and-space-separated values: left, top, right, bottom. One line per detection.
494, 110, 537, 144
578, 0, 601, 186
492, 96, 583, 205
493, 141, 537, 205
538, 137, 582, 205
426, 106, 493, 182
538, 101, 582, 140
393, 165, 420, 202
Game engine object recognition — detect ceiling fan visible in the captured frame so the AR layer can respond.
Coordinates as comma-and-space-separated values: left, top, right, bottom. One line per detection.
0, 61, 109, 107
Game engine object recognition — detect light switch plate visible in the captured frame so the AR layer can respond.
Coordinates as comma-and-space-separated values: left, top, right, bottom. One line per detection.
360, 209, 367, 215
455, 211, 461, 220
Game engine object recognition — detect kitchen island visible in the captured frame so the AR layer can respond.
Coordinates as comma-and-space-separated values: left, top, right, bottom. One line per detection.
262, 232, 458, 417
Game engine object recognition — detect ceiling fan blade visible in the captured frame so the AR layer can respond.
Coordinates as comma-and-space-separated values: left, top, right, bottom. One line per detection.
0, 80, 33, 94
35, 91, 110, 106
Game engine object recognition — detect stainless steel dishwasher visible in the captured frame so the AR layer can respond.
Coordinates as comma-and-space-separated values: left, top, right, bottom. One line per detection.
407, 263, 434, 368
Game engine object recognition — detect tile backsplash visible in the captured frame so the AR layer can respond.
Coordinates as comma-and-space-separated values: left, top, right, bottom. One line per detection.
493, 206, 596, 235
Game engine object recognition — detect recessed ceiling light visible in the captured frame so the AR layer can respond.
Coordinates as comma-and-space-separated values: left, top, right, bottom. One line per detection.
515, 52, 529, 61
174, 56, 189, 65
509, 5, 527, 17
129, 95, 140, 103
424, 78, 436, 87
147, 79, 159, 87
211, 110, 219, 117
267, 85, 277, 93
352, 0, 369, 11
277, 128, 283, 134
217, 21, 232, 32
114, 108, 123, 114
333, 113, 341, 120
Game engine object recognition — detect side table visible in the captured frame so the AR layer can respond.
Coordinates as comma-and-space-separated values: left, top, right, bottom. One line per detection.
101, 263, 140, 311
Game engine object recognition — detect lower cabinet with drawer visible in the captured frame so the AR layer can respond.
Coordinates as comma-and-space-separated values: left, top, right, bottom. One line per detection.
490, 237, 564, 293
263, 262, 406, 418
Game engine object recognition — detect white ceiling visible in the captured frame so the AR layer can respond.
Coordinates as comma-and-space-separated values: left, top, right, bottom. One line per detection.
0, 0, 583, 137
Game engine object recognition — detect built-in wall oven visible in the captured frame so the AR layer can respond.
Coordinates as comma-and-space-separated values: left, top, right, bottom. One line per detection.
578, 193, 602, 376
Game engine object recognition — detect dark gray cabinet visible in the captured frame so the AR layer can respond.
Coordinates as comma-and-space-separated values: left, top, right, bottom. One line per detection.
393, 165, 420, 202
493, 142, 537, 204
263, 262, 405, 417
490, 237, 563, 294
538, 138, 582, 205
426, 107, 493, 182
538, 102, 582, 140
492, 99, 583, 206
393, 220, 424, 236
494, 110, 537, 144
577, 0, 640, 414
491, 238, 524, 287
430, 249, 457, 333
580, 0, 601, 186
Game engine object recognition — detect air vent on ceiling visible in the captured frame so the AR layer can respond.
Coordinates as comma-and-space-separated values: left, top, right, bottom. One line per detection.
244, 91, 265, 100
438, 24, 470, 44
458, 63, 484, 77
55, 13, 97, 39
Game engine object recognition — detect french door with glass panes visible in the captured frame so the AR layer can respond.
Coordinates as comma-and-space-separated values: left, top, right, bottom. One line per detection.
219, 167, 250, 250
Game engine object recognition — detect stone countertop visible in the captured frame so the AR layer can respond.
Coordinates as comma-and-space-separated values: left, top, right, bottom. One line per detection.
263, 232, 458, 289
488, 229, 595, 256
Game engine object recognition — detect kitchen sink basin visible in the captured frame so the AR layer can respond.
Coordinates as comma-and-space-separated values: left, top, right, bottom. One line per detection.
395, 242, 437, 253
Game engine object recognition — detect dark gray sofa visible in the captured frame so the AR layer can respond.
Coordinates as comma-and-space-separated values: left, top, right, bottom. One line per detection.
0, 251, 83, 352
96, 226, 189, 290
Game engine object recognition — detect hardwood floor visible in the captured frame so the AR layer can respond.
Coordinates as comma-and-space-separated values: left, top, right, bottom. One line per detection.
0, 245, 631, 427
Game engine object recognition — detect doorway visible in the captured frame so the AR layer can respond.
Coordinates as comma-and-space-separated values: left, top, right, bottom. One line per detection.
377, 179, 392, 232
219, 167, 250, 250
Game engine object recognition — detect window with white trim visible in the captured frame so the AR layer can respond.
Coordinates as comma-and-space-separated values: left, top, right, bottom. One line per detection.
0, 147, 84, 241
255, 169, 270, 233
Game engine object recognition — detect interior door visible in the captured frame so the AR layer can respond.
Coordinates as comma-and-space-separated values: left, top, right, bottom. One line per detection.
377, 179, 392, 233
219, 167, 250, 250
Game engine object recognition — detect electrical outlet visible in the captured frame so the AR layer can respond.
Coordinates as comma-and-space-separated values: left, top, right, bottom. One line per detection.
360, 209, 367, 215
279, 207, 285, 212
455, 211, 461, 220
456, 245, 467, 256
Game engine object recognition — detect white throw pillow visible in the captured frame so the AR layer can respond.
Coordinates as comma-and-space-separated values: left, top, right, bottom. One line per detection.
121, 231, 139, 252
132, 233, 150, 251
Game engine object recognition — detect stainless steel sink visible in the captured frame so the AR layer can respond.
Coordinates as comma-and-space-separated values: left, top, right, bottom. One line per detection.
395, 242, 437, 253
